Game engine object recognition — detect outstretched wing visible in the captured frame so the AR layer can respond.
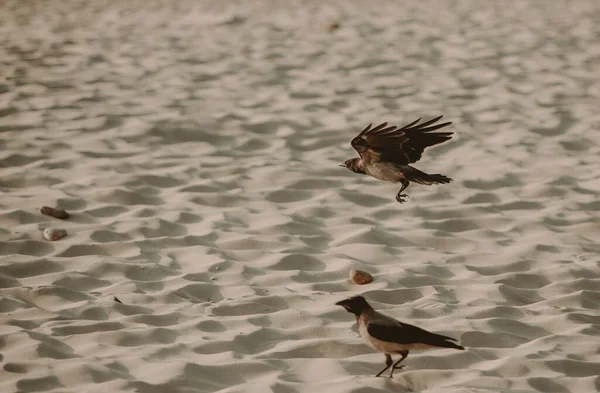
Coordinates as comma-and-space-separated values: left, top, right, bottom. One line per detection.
350, 122, 408, 164
350, 117, 452, 165
396, 116, 453, 164
367, 321, 464, 349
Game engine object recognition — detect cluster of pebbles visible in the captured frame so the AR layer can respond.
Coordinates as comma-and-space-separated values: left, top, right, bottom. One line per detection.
40, 206, 69, 241
39, 204, 376, 285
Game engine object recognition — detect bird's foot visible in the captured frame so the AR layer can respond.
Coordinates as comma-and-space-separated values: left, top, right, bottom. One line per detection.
388, 365, 406, 378
395, 194, 409, 203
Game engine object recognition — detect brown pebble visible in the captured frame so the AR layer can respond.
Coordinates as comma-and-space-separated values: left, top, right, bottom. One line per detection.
327, 22, 340, 32
43, 228, 67, 241
40, 206, 69, 219
349, 269, 373, 285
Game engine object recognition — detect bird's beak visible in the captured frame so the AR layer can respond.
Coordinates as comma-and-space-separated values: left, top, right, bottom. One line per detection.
339, 164, 346, 167
336, 299, 351, 312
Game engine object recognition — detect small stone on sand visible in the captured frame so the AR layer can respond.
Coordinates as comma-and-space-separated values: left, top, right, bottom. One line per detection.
43, 228, 67, 241
327, 22, 340, 32
40, 206, 69, 219
349, 269, 373, 285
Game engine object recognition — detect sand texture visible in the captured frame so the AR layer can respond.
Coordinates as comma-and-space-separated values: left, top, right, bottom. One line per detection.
1, 1, 599, 392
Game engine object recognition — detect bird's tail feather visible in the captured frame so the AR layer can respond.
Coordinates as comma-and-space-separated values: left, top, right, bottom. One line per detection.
440, 339, 465, 350
427, 333, 465, 350
404, 167, 452, 186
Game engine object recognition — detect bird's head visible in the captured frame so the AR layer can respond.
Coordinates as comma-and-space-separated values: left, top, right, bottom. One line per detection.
336, 295, 373, 316
340, 158, 364, 174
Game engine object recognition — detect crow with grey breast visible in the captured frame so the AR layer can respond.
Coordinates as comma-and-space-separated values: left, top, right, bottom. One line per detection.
340, 116, 454, 203
336, 296, 464, 378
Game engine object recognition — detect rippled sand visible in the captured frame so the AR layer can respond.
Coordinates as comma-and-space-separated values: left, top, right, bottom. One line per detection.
1, 1, 599, 392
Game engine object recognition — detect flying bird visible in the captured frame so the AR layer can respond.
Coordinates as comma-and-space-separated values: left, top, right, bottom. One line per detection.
340, 116, 454, 203
336, 295, 464, 378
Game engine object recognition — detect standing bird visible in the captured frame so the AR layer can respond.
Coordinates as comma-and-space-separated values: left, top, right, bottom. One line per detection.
336, 296, 464, 378
340, 116, 454, 203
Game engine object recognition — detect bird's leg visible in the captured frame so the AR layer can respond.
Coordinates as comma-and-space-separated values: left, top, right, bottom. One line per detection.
388, 351, 409, 378
375, 354, 393, 377
395, 180, 410, 203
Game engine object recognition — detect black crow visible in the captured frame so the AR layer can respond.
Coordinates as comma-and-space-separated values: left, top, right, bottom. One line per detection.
341, 116, 454, 203
336, 296, 464, 378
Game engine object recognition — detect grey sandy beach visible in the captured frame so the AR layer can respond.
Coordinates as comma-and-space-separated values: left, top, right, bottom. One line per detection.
0, 1, 599, 392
